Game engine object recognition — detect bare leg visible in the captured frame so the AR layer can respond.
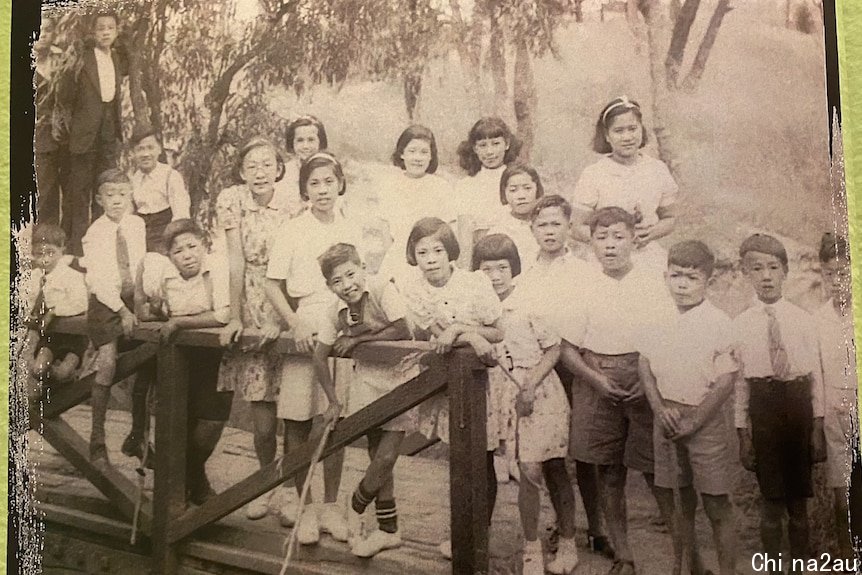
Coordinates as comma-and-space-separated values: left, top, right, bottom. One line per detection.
653, 486, 684, 575
519, 462, 544, 541
363, 429, 404, 500
319, 417, 344, 504
542, 458, 577, 538
51, 352, 80, 382
575, 460, 607, 539
284, 418, 315, 503
787, 497, 810, 562
600, 464, 631, 562
760, 499, 786, 574
702, 493, 736, 575
250, 401, 277, 467
90, 341, 117, 462
31, 347, 54, 381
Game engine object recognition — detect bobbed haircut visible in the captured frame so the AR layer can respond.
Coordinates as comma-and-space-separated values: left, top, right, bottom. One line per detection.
96, 168, 131, 191
298, 151, 347, 201
392, 124, 439, 174
163, 218, 204, 251
285, 115, 328, 154
499, 163, 544, 205
588, 206, 636, 235
592, 96, 649, 154
819, 232, 850, 264
531, 194, 572, 223
472, 233, 522, 278
32, 223, 66, 248
235, 136, 286, 184
739, 233, 788, 268
668, 240, 715, 277
406, 217, 460, 266
318, 243, 362, 282
457, 117, 522, 176
130, 125, 160, 148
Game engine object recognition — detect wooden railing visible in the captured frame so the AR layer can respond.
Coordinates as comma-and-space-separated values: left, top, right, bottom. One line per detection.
33, 317, 491, 575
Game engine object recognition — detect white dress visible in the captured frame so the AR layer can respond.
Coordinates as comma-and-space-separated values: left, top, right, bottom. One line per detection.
455, 165, 507, 231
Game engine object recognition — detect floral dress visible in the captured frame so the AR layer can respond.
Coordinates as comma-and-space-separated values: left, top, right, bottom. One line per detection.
488, 287, 570, 463
215, 185, 292, 402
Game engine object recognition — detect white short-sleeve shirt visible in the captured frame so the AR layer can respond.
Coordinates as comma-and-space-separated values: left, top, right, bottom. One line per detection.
30, 261, 89, 317
455, 165, 506, 230
815, 300, 857, 392
318, 276, 408, 346
140, 252, 231, 324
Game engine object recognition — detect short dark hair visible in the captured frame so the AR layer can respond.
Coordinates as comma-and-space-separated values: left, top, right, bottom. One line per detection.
392, 125, 439, 174
235, 136, 285, 184
163, 219, 204, 251
819, 232, 849, 264
406, 217, 460, 266
130, 125, 159, 147
457, 117, 522, 176
531, 194, 572, 222
588, 206, 636, 235
500, 163, 544, 206
668, 240, 715, 277
472, 233, 522, 278
32, 223, 66, 249
298, 152, 347, 201
319, 243, 362, 281
97, 168, 131, 191
92, 10, 119, 28
285, 115, 328, 154
593, 96, 649, 154
739, 233, 788, 268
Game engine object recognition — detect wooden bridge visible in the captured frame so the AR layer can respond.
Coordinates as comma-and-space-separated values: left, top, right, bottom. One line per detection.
29, 317, 494, 575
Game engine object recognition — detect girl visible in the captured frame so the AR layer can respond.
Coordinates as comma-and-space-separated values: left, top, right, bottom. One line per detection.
455, 117, 522, 235
487, 164, 544, 274
377, 125, 456, 283
216, 137, 291, 521
474, 233, 579, 575
398, 217, 504, 559
265, 152, 362, 545
275, 114, 329, 216
572, 96, 678, 269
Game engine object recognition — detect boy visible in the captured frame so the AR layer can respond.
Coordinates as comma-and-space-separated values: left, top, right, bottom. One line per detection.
56, 11, 127, 256
814, 233, 856, 561
734, 233, 826, 570
135, 219, 233, 504
128, 127, 190, 253
556, 206, 676, 575
26, 224, 89, 386
638, 241, 737, 575
518, 194, 613, 558
312, 243, 413, 557
81, 169, 146, 465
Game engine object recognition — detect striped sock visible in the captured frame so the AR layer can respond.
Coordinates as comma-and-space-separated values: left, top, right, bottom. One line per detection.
376, 500, 398, 534
351, 481, 375, 514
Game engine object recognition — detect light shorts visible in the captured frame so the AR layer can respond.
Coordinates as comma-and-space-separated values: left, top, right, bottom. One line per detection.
652, 400, 733, 495
347, 360, 420, 432
825, 386, 857, 489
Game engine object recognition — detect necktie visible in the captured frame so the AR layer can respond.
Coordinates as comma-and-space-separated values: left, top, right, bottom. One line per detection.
765, 305, 790, 380
116, 226, 134, 299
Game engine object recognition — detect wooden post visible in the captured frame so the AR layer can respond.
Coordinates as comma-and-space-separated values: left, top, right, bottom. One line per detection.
448, 351, 489, 575
152, 344, 189, 574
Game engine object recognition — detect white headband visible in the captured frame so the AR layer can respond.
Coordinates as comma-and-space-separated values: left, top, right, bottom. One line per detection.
602, 96, 640, 125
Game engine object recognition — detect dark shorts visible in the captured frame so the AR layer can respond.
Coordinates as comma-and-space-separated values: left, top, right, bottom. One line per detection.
87, 293, 133, 348
42, 330, 90, 362
569, 350, 654, 473
748, 377, 814, 500
140, 209, 173, 254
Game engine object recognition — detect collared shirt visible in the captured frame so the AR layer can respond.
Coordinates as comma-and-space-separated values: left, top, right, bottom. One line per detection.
402, 266, 502, 332
140, 252, 230, 324
130, 162, 191, 218
93, 48, 116, 103
266, 209, 363, 299
573, 154, 678, 226
733, 297, 824, 426
815, 300, 857, 392
554, 263, 676, 355
81, 214, 147, 312
30, 260, 89, 317
318, 276, 407, 346
638, 300, 738, 406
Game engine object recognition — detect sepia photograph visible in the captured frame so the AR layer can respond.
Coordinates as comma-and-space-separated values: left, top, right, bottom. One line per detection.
11, 0, 857, 574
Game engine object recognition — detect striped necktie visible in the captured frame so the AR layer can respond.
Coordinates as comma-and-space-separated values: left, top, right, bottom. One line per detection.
764, 305, 790, 380
116, 226, 134, 299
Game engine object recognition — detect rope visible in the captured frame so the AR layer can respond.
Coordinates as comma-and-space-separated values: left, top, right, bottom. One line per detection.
130, 378, 154, 546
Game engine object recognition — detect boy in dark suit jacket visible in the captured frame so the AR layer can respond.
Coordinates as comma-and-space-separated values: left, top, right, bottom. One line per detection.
56, 10, 127, 256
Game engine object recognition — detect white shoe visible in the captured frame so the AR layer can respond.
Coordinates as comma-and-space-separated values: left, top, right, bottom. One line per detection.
351, 529, 402, 558
245, 492, 272, 520
522, 539, 545, 575
278, 486, 298, 527
493, 454, 509, 483
348, 505, 366, 545
439, 539, 452, 560
546, 536, 579, 574
319, 502, 349, 542
296, 509, 320, 545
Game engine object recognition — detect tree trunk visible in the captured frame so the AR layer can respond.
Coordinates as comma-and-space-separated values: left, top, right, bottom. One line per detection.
449, 0, 483, 106
127, 17, 151, 131
513, 41, 536, 163
487, 6, 508, 115
665, 0, 701, 89
640, 0, 681, 177
403, 70, 423, 121
680, 0, 732, 92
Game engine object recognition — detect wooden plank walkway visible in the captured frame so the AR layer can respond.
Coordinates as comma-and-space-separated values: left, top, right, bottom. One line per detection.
31, 406, 767, 574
